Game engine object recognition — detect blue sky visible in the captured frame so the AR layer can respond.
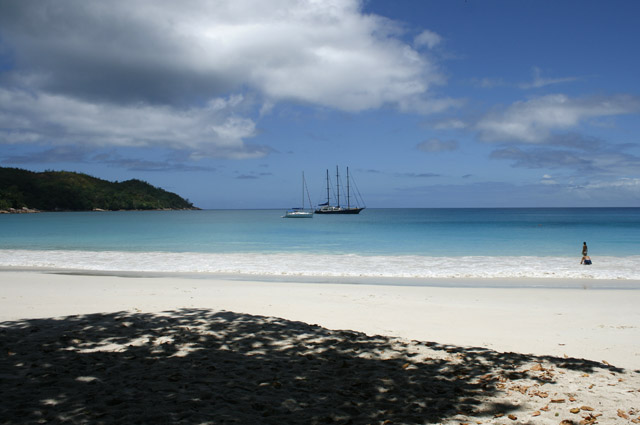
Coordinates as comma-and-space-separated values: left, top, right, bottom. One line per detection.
1, 0, 639, 208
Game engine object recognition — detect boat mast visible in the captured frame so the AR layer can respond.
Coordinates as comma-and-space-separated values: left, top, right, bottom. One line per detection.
336, 165, 340, 207
304, 173, 313, 210
301, 172, 305, 208
347, 167, 350, 209
325, 169, 330, 206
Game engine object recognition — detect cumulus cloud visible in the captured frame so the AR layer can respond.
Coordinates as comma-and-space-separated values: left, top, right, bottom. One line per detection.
2, 144, 215, 172
490, 145, 640, 176
414, 30, 442, 49
582, 178, 640, 190
490, 146, 596, 172
417, 138, 459, 153
0, 0, 445, 111
0, 88, 268, 159
569, 178, 640, 202
587, 150, 640, 176
476, 94, 639, 143
0, 0, 452, 158
545, 132, 604, 150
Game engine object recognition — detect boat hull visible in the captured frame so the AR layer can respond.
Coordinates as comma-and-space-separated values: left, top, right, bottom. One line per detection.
283, 211, 314, 218
314, 207, 364, 215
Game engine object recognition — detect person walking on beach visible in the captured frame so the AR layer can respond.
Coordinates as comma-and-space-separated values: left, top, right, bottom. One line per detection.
582, 242, 588, 257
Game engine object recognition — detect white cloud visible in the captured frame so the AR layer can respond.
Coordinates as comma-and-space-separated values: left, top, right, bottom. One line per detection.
433, 119, 467, 130
475, 67, 578, 90
414, 29, 442, 49
417, 138, 458, 153
540, 174, 557, 185
569, 178, 640, 201
0, 0, 446, 113
476, 94, 639, 143
519, 67, 579, 89
0, 88, 265, 159
0, 0, 456, 157
583, 178, 640, 190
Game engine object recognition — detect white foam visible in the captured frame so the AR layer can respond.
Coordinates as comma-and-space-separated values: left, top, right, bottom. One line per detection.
1, 249, 639, 281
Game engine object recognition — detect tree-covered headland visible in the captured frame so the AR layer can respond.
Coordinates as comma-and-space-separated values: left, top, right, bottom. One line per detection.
0, 167, 197, 212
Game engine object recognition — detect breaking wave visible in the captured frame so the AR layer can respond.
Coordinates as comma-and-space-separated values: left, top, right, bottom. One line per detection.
2, 249, 639, 281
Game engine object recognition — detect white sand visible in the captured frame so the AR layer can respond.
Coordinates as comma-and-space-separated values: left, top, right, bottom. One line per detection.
1, 271, 639, 424
2, 271, 639, 369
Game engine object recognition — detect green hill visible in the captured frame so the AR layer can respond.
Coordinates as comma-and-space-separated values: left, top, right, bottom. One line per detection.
0, 167, 197, 212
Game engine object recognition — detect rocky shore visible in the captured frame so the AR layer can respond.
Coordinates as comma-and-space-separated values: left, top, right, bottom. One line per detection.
0, 207, 200, 214
0, 207, 41, 214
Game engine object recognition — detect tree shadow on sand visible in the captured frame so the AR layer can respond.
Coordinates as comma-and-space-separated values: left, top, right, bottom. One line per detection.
0, 309, 623, 424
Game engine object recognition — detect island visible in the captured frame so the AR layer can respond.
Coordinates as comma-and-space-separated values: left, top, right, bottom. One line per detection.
0, 167, 197, 213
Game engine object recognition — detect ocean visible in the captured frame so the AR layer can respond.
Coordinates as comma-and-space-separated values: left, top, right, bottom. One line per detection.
1, 208, 639, 283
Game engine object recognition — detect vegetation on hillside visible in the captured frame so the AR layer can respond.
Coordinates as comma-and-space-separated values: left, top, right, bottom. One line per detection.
0, 167, 196, 211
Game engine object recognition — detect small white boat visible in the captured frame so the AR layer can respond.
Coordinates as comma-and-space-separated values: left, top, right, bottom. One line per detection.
283, 208, 314, 218
283, 172, 314, 218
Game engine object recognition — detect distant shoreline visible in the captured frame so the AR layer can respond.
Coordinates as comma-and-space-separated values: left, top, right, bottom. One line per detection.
3, 206, 639, 213
0, 207, 41, 214
0, 207, 200, 214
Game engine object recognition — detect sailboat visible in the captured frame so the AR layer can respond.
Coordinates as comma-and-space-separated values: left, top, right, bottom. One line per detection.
283, 172, 314, 218
315, 166, 365, 214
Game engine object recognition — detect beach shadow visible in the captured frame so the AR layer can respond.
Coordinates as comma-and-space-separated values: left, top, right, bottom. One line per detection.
0, 309, 622, 424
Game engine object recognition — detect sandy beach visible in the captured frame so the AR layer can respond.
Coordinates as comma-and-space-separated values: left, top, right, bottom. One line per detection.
1, 270, 639, 424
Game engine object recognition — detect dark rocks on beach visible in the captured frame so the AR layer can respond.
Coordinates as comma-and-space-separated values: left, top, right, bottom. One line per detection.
0, 207, 40, 214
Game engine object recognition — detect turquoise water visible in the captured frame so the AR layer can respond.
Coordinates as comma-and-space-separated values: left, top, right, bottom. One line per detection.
1, 208, 639, 280
1, 208, 638, 256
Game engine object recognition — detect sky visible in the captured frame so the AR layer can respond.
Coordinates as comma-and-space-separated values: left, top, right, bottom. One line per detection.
1, 0, 639, 209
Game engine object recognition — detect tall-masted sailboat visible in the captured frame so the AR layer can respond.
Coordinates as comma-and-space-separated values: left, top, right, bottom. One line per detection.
283, 172, 314, 218
315, 166, 365, 214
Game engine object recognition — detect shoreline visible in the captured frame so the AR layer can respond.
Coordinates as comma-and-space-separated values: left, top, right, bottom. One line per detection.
3, 266, 640, 289
0, 207, 201, 214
